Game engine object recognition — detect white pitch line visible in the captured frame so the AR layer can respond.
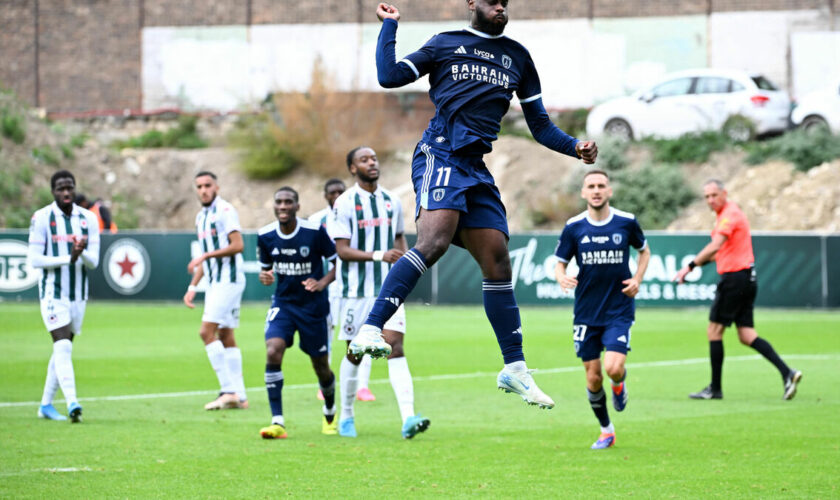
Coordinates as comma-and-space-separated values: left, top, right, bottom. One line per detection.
1, 353, 836, 409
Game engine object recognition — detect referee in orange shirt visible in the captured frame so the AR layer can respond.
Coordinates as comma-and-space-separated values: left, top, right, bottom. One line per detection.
674, 179, 802, 400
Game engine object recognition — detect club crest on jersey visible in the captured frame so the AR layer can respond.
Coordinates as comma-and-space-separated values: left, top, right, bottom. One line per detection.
502, 54, 512, 69
300, 246, 310, 258
612, 233, 623, 245
80, 218, 88, 229
384, 201, 393, 211
432, 189, 445, 202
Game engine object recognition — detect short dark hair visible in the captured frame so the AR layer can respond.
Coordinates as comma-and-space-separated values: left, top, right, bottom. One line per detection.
51, 170, 75, 189
74, 193, 87, 205
324, 178, 345, 192
583, 169, 610, 182
345, 146, 368, 169
275, 186, 299, 202
195, 171, 217, 180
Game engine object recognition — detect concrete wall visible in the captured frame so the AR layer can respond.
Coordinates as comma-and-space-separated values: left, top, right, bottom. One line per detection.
141, 9, 837, 111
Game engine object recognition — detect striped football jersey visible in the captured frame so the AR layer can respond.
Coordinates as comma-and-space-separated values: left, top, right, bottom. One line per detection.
195, 196, 245, 284
308, 206, 341, 299
327, 183, 403, 298
28, 202, 101, 301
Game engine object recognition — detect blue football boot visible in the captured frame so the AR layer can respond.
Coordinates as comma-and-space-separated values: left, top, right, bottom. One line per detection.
612, 381, 628, 412
591, 433, 615, 450
37, 404, 67, 421
338, 417, 357, 438
401, 414, 430, 439
67, 402, 83, 423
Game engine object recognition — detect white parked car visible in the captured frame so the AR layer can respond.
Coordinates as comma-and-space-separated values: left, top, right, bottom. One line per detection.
791, 81, 840, 134
586, 69, 791, 141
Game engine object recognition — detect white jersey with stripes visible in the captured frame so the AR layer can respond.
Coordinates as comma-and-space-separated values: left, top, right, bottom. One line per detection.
327, 183, 404, 298
28, 202, 101, 301
194, 196, 245, 284
308, 206, 341, 300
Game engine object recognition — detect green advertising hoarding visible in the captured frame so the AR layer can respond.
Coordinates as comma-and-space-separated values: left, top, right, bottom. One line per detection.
0, 231, 432, 304
0, 230, 837, 308
431, 233, 829, 308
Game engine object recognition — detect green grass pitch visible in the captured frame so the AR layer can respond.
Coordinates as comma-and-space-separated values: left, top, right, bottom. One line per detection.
1, 303, 839, 498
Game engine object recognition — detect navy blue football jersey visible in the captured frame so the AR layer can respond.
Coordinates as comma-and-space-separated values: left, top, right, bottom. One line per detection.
555, 208, 647, 326
257, 218, 337, 316
378, 19, 542, 154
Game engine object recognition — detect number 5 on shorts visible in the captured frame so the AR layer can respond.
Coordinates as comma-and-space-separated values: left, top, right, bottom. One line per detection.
573, 324, 587, 342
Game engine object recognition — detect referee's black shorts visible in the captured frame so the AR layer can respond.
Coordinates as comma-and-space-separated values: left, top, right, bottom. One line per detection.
709, 267, 757, 328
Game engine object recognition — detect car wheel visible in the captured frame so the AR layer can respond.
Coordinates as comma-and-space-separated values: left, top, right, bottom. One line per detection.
722, 115, 755, 142
801, 115, 829, 133
604, 119, 633, 141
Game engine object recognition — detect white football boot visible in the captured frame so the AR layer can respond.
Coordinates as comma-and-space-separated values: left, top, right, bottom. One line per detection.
497, 367, 555, 409
348, 325, 392, 359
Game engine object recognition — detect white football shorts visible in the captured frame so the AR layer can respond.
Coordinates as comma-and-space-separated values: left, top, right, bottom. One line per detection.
337, 297, 406, 341
202, 280, 245, 329
328, 295, 342, 329
40, 298, 86, 334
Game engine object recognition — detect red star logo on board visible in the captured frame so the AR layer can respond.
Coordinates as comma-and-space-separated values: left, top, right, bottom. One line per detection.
117, 253, 137, 277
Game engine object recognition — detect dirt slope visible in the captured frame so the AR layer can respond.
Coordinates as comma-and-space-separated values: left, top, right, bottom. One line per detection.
667, 160, 840, 232
3, 105, 838, 233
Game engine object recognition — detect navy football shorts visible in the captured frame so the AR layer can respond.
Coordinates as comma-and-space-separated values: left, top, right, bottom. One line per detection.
572, 320, 633, 362
411, 141, 509, 246
264, 300, 331, 357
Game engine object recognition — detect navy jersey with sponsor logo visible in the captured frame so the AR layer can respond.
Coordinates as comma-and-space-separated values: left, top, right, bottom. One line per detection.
257, 218, 337, 316
555, 208, 646, 326
379, 20, 543, 155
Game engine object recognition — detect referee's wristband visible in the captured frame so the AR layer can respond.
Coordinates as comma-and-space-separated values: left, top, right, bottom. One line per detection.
372, 250, 385, 262
688, 261, 697, 271
187, 285, 198, 292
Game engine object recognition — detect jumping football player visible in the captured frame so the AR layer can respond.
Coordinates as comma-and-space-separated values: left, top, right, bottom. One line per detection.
351, 1, 598, 409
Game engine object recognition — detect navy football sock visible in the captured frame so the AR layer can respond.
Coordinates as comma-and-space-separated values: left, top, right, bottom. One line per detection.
482, 280, 525, 364
265, 364, 284, 420
587, 388, 611, 428
365, 248, 428, 328
319, 372, 336, 420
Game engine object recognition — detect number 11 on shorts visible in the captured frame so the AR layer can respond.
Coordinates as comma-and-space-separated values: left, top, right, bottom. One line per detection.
435, 166, 451, 186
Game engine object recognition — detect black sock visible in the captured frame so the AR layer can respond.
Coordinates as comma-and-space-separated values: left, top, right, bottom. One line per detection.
750, 337, 791, 380
587, 388, 611, 428
710, 340, 724, 391
319, 372, 336, 417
